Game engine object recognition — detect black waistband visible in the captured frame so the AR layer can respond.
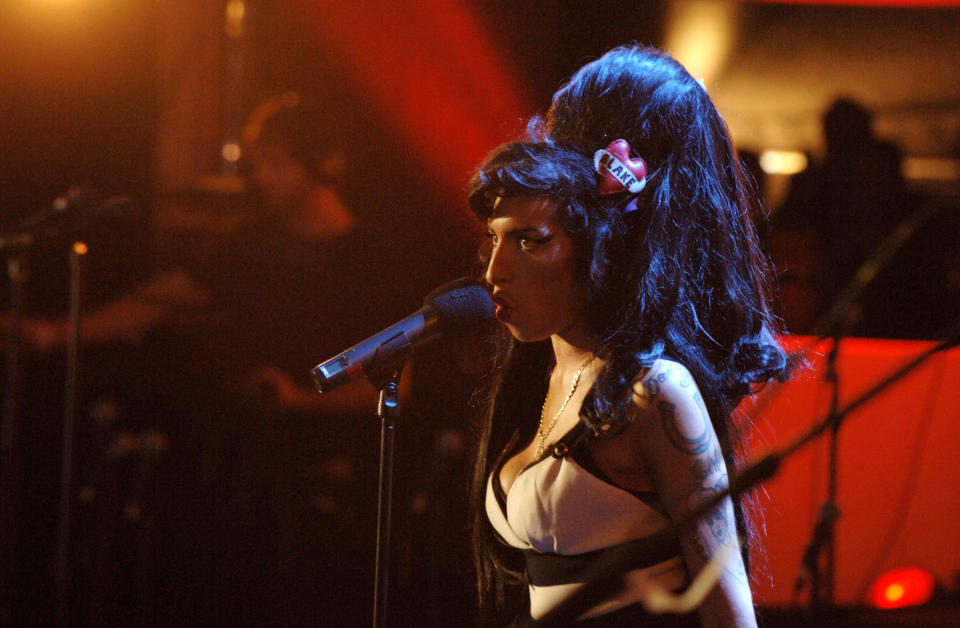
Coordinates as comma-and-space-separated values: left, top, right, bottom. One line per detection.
523, 532, 683, 587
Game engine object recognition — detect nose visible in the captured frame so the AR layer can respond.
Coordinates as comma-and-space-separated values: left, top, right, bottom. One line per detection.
484, 240, 511, 287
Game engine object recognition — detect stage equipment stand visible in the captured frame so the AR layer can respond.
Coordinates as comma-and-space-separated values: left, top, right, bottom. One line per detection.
788, 199, 939, 614
795, 333, 843, 613
55, 242, 86, 628
363, 335, 412, 628
374, 376, 400, 628
310, 277, 494, 627
1, 246, 28, 625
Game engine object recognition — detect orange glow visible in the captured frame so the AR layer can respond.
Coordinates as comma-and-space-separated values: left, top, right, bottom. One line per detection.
72, 241, 88, 255
884, 583, 905, 602
867, 566, 936, 609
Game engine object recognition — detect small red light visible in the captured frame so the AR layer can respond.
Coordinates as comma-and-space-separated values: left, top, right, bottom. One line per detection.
867, 566, 935, 609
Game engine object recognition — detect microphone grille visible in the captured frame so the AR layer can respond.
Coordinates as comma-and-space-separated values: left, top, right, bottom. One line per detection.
423, 277, 494, 323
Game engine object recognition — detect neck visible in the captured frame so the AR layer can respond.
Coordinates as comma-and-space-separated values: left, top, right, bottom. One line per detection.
550, 326, 595, 374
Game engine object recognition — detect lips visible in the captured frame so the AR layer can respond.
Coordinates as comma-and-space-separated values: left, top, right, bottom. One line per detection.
491, 294, 515, 324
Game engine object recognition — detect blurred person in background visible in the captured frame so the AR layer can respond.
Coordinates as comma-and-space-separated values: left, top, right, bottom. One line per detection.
771, 97, 953, 339
4, 92, 397, 625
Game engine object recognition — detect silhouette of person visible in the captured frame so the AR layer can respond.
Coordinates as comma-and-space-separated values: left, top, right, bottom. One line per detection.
772, 97, 934, 338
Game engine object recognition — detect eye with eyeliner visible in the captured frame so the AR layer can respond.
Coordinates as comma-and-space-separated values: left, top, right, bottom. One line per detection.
518, 233, 553, 251
485, 226, 554, 252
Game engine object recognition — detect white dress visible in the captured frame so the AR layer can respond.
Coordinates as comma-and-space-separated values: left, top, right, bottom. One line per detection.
485, 424, 688, 620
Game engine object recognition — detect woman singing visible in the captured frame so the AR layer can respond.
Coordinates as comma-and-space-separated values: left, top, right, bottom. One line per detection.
470, 45, 788, 626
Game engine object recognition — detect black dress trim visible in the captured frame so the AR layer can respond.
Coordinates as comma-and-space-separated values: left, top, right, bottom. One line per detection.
522, 530, 682, 587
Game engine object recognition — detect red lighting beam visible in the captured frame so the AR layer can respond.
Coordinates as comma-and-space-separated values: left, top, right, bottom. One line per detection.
297, 0, 532, 229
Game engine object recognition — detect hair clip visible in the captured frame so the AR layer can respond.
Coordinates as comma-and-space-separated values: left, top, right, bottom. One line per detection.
594, 139, 647, 210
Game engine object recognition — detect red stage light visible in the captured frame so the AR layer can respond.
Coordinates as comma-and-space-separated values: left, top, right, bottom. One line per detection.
866, 566, 936, 609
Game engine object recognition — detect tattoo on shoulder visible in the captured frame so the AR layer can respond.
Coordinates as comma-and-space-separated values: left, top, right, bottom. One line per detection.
641, 365, 672, 397
657, 401, 712, 455
642, 363, 693, 395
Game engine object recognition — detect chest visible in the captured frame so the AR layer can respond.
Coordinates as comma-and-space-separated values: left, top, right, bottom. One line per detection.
499, 415, 656, 501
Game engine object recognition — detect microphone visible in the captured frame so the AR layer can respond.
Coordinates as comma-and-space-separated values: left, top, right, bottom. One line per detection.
311, 277, 493, 393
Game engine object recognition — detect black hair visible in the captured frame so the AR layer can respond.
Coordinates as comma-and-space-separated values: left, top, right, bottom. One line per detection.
468, 45, 788, 620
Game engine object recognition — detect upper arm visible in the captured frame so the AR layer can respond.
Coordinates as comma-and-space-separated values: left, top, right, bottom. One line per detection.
630, 360, 757, 628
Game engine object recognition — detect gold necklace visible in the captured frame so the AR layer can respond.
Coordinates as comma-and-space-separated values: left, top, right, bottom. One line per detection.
536, 355, 595, 458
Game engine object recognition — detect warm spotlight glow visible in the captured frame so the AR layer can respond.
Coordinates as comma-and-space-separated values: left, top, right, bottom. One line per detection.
225, 0, 246, 38
665, 1, 739, 87
759, 150, 808, 175
867, 566, 936, 609
72, 241, 88, 256
902, 157, 960, 181
884, 583, 905, 603
221, 143, 242, 163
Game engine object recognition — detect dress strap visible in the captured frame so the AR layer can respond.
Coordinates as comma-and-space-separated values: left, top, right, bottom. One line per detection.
546, 420, 595, 460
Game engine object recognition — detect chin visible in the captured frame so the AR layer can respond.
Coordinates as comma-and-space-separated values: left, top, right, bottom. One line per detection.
504, 324, 549, 344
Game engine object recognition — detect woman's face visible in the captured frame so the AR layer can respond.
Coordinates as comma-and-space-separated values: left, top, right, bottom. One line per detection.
484, 196, 585, 343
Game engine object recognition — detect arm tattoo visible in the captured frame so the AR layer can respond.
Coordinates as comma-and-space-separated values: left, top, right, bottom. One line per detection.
657, 401, 712, 455
644, 366, 748, 584
641, 365, 672, 397
690, 471, 748, 584
643, 368, 714, 456
690, 447, 723, 478
693, 474, 731, 546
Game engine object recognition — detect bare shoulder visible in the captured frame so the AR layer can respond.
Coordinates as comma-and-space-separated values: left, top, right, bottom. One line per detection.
630, 359, 714, 455
632, 358, 698, 403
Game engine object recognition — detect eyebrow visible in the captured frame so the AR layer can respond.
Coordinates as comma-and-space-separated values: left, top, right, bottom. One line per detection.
486, 223, 552, 238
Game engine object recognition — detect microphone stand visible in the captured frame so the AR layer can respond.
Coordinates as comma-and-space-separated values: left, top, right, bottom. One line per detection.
788, 199, 938, 615
0, 247, 28, 624
310, 277, 493, 627
793, 329, 843, 614
0, 190, 128, 625
527, 323, 960, 627
373, 376, 399, 628
822, 332, 840, 607
364, 333, 413, 628
56, 242, 86, 628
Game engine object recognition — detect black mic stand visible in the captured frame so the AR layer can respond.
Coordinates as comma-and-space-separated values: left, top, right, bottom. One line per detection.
789, 199, 938, 615
310, 277, 493, 627
55, 242, 85, 628
527, 322, 960, 627
0, 190, 128, 626
793, 332, 842, 614
364, 334, 412, 628
373, 376, 399, 628
0, 241, 29, 624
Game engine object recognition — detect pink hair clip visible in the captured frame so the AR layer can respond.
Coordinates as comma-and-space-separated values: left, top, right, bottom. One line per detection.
593, 139, 647, 212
